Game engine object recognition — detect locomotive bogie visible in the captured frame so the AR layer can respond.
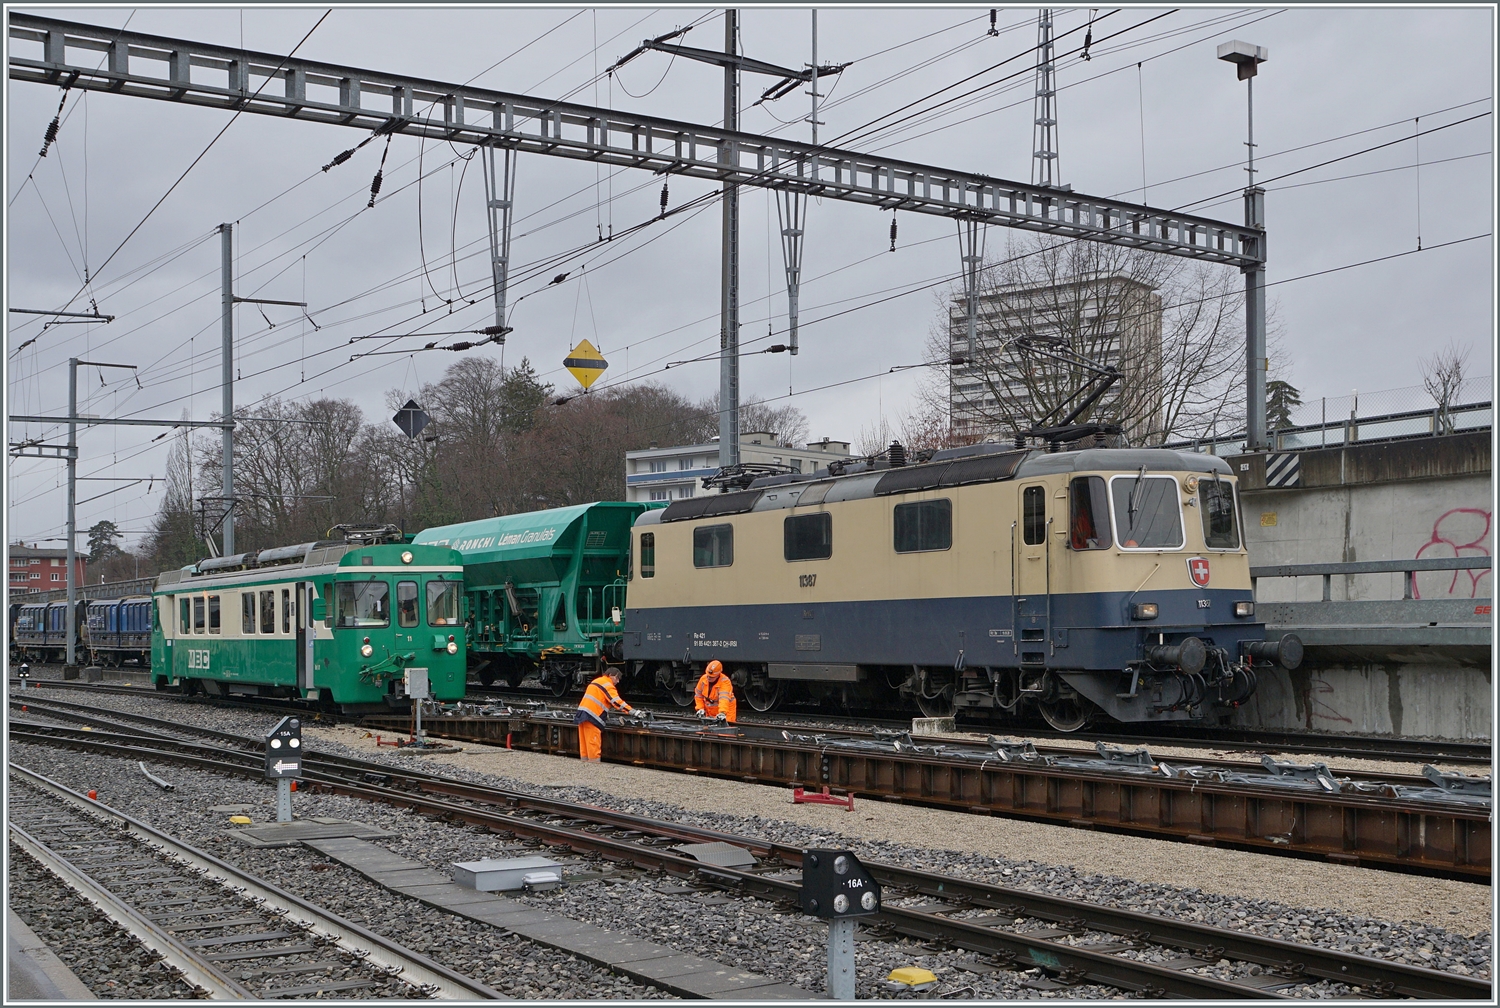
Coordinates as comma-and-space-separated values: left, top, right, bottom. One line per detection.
623, 446, 1292, 727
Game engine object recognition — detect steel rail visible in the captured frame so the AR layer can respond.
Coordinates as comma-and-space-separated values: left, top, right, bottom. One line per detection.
10, 691, 1463, 788
501, 716, 1491, 879
8, 14, 1260, 268
6, 762, 509, 1000
7, 821, 257, 998
11, 693, 1490, 877
2, 727, 1291, 999
7, 720, 1489, 999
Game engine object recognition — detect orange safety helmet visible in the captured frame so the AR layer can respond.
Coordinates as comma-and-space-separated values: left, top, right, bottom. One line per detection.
704, 660, 724, 677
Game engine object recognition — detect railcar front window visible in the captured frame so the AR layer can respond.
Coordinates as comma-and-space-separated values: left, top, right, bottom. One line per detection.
427, 581, 459, 626
336, 580, 390, 628
397, 581, 419, 627
693, 524, 734, 568
1110, 475, 1185, 549
1199, 478, 1241, 549
1068, 477, 1112, 550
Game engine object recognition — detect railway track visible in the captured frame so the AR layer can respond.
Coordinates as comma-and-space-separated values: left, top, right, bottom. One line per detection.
6, 705, 1488, 1000
7, 765, 504, 1000
467, 685, 1494, 767
12, 688, 1492, 878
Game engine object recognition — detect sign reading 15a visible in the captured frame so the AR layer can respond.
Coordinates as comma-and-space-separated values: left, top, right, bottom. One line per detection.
186, 649, 210, 669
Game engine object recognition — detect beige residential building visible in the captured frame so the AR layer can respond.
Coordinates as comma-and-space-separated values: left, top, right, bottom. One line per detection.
624, 433, 852, 503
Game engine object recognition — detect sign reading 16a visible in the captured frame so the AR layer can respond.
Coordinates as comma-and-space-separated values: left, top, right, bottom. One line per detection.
186, 649, 211, 669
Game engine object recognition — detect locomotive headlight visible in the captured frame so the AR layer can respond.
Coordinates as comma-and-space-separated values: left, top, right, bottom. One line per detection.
360, 636, 374, 657
1234, 601, 1255, 618
1131, 602, 1159, 620
1183, 475, 1199, 493
401, 551, 413, 564
447, 635, 459, 655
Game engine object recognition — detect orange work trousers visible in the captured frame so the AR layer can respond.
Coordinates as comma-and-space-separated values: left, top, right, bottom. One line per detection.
578, 721, 602, 762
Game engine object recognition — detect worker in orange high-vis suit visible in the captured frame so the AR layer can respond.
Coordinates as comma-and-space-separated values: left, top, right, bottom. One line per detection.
693, 660, 737, 724
575, 667, 634, 762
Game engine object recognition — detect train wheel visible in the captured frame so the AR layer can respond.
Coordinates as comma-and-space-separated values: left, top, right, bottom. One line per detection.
547, 676, 569, 698
1038, 696, 1094, 732
743, 680, 783, 713
668, 683, 694, 707
916, 691, 956, 719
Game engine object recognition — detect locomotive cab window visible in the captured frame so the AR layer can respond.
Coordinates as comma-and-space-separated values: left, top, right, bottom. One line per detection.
693, 524, 734, 568
1068, 477, 1112, 550
639, 532, 655, 578
784, 512, 832, 561
336, 580, 389, 628
1022, 486, 1047, 545
427, 580, 459, 626
397, 581, 419, 627
1110, 473, 1185, 550
894, 499, 952, 553
1199, 478, 1241, 549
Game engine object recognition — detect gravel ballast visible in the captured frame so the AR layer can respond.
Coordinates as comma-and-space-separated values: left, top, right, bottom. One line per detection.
10, 687, 1492, 994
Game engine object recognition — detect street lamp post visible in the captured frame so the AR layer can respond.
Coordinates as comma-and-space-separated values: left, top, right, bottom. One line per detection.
1218, 40, 1269, 453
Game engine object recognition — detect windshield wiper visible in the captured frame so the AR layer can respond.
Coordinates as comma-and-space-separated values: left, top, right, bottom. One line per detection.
1127, 465, 1148, 527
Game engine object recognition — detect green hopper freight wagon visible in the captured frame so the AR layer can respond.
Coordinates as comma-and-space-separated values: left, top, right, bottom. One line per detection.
151, 534, 468, 711
413, 501, 661, 694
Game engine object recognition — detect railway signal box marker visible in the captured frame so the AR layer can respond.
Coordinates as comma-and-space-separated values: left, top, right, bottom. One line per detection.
564, 340, 608, 390
802, 849, 880, 1000
392, 399, 430, 439
264, 717, 303, 779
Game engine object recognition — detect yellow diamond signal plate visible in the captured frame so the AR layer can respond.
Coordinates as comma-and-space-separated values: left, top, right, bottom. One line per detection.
564, 339, 608, 390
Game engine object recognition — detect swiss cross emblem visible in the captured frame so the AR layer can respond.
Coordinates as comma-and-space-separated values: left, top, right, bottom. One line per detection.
1188, 557, 1211, 587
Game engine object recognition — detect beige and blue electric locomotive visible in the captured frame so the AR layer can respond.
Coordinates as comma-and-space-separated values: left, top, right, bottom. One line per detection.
622, 442, 1301, 730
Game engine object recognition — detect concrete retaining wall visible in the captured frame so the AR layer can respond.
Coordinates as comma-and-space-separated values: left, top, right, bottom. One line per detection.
1228, 433, 1492, 740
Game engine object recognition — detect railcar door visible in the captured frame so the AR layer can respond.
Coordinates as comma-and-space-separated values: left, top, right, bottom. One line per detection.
1013, 484, 1051, 666
296, 582, 315, 693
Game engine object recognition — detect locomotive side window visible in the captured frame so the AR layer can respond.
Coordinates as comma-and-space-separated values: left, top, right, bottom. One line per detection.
1199, 478, 1241, 549
1022, 487, 1046, 545
428, 580, 460, 626
693, 524, 734, 568
1110, 474, 1185, 549
282, 589, 292, 634
784, 513, 833, 561
639, 533, 655, 578
1068, 477, 1112, 550
193, 596, 205, 634
894, 499, 952, 553
181, 598, 191, 635
397, 581, 419, 627
260, 590, 275, 634
242, 593, 257, 634
208, 595, 221, 634
337, 581, 390, 628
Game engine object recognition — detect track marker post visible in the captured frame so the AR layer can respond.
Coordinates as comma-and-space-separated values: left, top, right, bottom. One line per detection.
264, 716, 303, 823
800, 849, 881, 1000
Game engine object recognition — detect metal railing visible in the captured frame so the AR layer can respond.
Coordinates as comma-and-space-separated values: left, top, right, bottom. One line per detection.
18, 577, 157, 604
1250, 556, 1493, 601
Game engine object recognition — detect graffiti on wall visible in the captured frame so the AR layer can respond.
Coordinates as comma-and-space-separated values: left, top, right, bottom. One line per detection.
1414, 507, 1492, 598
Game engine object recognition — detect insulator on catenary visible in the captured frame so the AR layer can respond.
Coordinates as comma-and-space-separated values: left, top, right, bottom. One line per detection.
322, 148, 355, 172
988, 9, 999, 36
660, 182, 669, 214
888, 214, 898, 252
38, 117, 61, 158
366, 170, 384, 209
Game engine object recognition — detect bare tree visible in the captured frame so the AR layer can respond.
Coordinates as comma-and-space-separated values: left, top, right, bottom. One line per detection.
143, 416, 204, 570
927, 232, 1249, 446
1421, 341, 1471, 434
693, 393, 809, 448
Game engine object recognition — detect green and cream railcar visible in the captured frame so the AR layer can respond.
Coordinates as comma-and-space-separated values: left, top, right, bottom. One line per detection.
151, 539, 468, 709
622, 444, 1301, 729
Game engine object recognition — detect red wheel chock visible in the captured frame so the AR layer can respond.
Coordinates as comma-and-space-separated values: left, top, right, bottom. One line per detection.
791, 785, 854, 811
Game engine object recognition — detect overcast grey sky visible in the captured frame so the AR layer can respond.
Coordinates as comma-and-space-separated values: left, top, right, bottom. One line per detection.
5, 4, 1494, 551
